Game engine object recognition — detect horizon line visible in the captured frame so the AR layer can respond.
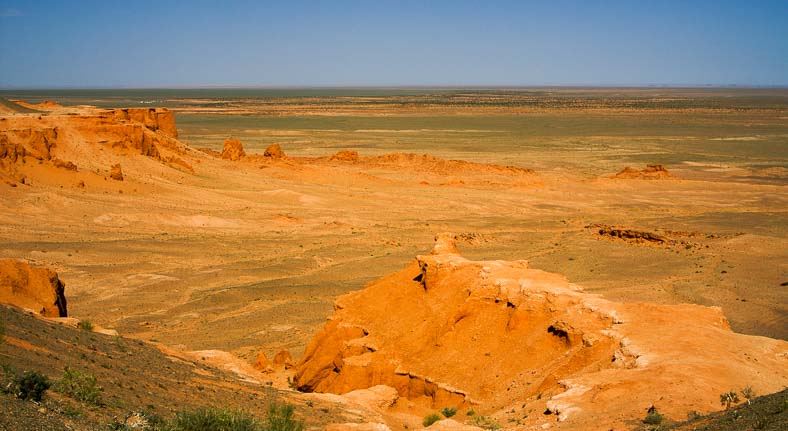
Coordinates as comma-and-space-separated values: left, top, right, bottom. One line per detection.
2, 84, 788, 91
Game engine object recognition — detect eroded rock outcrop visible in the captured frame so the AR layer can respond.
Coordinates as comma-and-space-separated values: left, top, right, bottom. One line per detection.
108, 108, 178, 139
614, 164, 673, 179
296, 234, 788, 429
221, 137, 246, 161
0, 259, 67, 317
0, 104, 193, 186
264, 144, 286, 159
324, 151, 534, 177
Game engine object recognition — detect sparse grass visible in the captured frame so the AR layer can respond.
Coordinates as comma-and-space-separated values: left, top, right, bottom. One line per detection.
265, 403, 304, 431
79, 319, 94, 331
55, 368, 101, 405
167, 407, 261, 431
15, 370, 51, 402
469, 415, 501, 430
423, 413, 441, 427
440, 407, 457, 418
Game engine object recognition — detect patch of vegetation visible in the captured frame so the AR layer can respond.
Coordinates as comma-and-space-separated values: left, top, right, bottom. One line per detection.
167, 408, 261, 431
79, 319, 94, 331
440, 407, 457, 418
643, 406, 664, 425
55, 368, 101, 405
720, 390, 740, 410
15, 370, 51, 402
264, 403, 304, 431
469, 415, 501, 430
423, 413, 441, 427
741, 386, 755, 404
466, 409, 475, 416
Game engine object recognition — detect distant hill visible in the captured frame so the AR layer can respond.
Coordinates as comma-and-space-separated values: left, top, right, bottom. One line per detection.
0, 97, 41, 114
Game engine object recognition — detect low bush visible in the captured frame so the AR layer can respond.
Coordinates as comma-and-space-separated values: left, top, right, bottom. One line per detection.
720, 390, 740, 410
643, 407, 664, 425
55, 368, 101, 405
423, 413, 441, 427
15, 371, 51, 402
79, 320, 94, 331
440, 407, 457, 418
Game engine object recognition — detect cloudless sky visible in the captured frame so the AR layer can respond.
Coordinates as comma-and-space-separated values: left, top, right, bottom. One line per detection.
1, 0, 786, 88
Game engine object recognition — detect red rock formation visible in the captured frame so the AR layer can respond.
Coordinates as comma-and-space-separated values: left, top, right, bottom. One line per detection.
0, 127, 58, 162
330, 150, 360, 162
0, 104, 194, 186
108, 108, 178, 139
253, 351, 272, 372
273, 350, 295, 369
264, 144, 286, 159
296, 234, 788, 429
614, 164, 673, 179
322, 151, 534, 177
0, 259, 67, 317
221, 138, 246, 161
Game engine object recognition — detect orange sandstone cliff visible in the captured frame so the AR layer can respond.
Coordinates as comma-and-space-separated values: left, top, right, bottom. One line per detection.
0, 259, 67, 317
0, 105, 193, 185
295, 234, 788, 430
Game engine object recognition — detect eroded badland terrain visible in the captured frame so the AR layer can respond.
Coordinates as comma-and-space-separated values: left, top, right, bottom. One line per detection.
0, 89, 786, 430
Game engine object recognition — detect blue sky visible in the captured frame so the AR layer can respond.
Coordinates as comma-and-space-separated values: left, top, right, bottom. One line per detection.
1, 0, 786, 88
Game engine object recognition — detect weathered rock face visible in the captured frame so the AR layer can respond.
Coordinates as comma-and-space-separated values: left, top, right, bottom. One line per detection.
0, 127, 58, 162
0, 259, 67, 317
295, 234, 788, 429
0, 104, 192, 186
221, 138, 246, 161
109, 108, 178, 139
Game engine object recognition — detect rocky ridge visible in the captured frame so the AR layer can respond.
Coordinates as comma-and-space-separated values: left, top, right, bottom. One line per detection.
295, 234, 788, 430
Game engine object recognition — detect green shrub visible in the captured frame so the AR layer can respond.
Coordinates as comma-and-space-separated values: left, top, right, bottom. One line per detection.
440, 407, 457, 418
423, 413, 441, 427
55, 368, 101, 405
643, 407, 664, 425
466, 409, 475, 416
265, 403, 304, 431
79, 320, 94, 331
15, 371, 51, 402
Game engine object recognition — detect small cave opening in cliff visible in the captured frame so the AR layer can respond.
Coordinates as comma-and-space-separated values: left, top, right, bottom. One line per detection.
547, 325, 570, 344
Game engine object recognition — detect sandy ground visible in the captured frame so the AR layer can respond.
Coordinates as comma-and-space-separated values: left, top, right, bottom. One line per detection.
0, 90, 786, 369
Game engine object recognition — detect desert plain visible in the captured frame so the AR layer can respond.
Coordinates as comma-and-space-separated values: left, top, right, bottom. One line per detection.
0, 87, 786, 430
